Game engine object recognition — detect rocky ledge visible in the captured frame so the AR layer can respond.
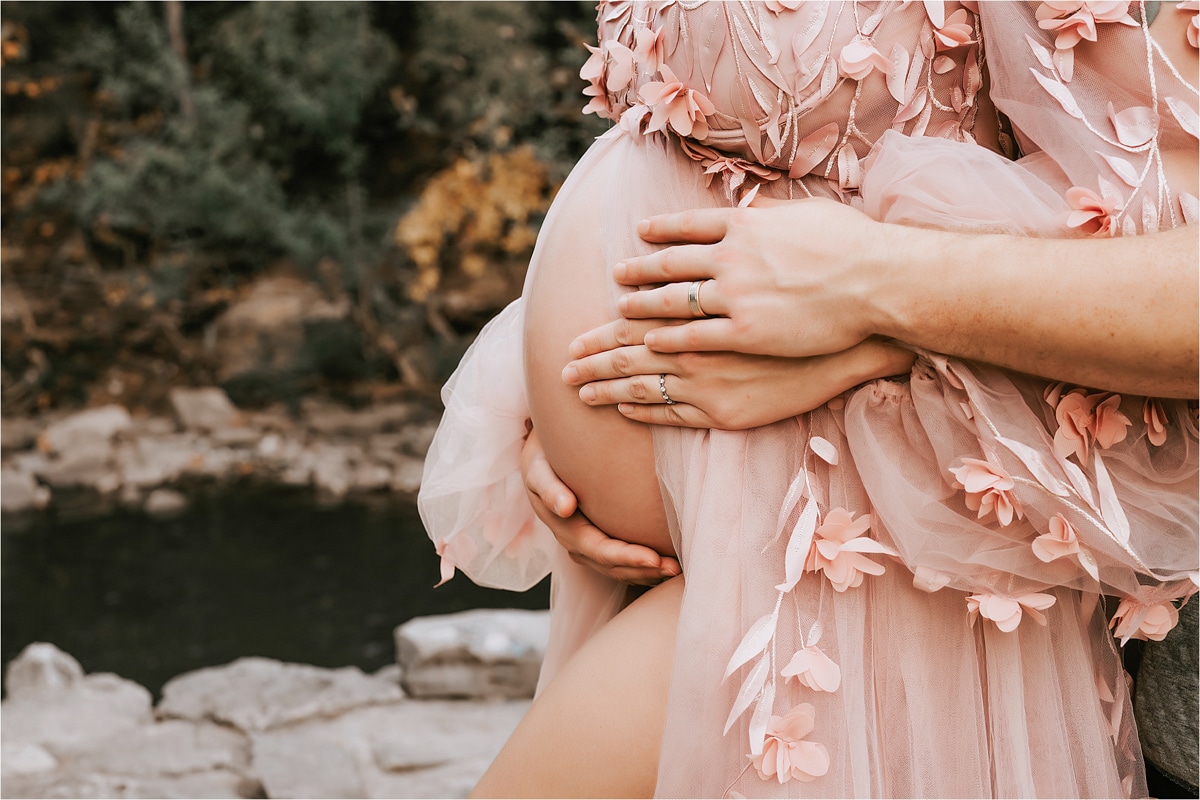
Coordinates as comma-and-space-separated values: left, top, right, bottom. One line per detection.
2, 609, 549, 799
1, 387, 441, 517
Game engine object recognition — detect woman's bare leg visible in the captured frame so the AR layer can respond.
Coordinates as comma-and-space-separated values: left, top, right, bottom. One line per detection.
471, 576, 683, 798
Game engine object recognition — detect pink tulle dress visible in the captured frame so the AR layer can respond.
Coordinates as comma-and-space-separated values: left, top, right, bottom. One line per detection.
420, 2, 1199, 796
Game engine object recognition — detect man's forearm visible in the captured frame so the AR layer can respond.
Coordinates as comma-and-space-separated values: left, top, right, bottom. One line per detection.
873, 224, 1199, 398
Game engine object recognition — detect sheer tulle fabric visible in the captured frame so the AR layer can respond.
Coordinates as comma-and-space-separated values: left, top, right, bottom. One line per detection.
420, 2, 1198, 797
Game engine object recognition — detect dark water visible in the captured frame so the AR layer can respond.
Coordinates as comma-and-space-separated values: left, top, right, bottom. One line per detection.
1, 487, 549, 695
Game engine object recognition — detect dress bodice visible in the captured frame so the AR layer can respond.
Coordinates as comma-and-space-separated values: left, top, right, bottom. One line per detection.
583, 1, 992, 199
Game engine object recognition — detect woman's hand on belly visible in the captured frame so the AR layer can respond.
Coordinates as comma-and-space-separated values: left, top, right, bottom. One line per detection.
521, 427, 681, 585
565, 319, 915, 429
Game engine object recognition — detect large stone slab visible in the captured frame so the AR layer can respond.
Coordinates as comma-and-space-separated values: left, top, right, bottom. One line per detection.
0, 767, 249, 799
250, 699, 528, 800
65, 720, 249, 777
2, 644, 153, 754
1, 466, 51, 512
38, 405, 132, 458
395, 609, 549, 700
158, 657, 405, 732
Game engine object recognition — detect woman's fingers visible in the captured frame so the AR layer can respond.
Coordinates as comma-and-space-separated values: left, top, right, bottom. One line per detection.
521, 429, 577, 518
637, 208, 735, 244
565, 347, 671, 386
616, 401, 714, 428
578, 374, 674, 406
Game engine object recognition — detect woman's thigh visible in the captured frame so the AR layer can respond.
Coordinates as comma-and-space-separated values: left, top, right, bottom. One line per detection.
471, 575, 683, 798
524, 169, 672, 556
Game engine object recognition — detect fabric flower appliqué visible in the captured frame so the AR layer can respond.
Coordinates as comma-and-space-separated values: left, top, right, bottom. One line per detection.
1110, 597, 1181, 644
580, 39, 635, 119
1046, 386, 1131, 461
1065, 186, 1118, 236
1181, 1, 1199, 49
838, 37, 890, 81
751, 703, 831, 784
1036, 2, 1136, 80
967, 592, 1057, 632
949, 455, 1024, 527
1144, 398, 1168, 446
639, 64, 716, 138
1032, 513, 1082, 562
780, 645, 841, 693
933, 9, 977, 51
804, 508, 894, 592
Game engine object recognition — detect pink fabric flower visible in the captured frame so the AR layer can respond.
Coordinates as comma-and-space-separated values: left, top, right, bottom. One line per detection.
781, 645, 841, 693
1032, 514, 1082, 562
949, 456, 1024, 527
1052, 389, 1131, 461
1144, 398, 1168, 447
633, 26, 666, 76
1183, 1, 1200, 49
838, 37, 891, 81
764, 0, 805, 12
804, 508, 892, 592
1066, 186, 1117, 236
1110, 597, 1180, 644
1092, 394, 1131, 449
1036, 2, 1136, 50
751, 704, 831, 784
1053, 389, 1099, 461
967, 592, 1057, 632
639, 65, 716, 138
580, 39, 635, 118
933, 9, 977, 51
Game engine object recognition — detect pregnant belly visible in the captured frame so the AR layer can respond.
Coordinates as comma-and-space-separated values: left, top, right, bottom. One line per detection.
524, 135, 674, 557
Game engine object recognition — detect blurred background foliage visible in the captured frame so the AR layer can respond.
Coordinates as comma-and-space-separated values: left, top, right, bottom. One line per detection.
1, 1, 607, 414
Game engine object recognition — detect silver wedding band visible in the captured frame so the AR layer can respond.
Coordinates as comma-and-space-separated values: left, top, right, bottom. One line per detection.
687, 280, 710, 318
659, 373, 676, 405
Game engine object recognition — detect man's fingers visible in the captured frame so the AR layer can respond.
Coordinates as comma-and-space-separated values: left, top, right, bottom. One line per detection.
642, 318, 740, 353
568, 318, 665, 360
614, 244, 717, 286
637, 208, 733, 244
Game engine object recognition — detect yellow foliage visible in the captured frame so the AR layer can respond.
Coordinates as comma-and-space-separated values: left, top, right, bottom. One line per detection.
395, 145, 554, 304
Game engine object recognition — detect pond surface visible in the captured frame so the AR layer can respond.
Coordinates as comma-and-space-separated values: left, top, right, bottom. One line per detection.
2, 487, 549, 696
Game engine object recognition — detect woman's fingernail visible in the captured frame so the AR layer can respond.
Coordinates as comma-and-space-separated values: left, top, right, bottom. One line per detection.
562, 365, 579, 384
613, 262, 627, 281
568, 339, 584, 358
617, 403, 632, 415
644, 332, 657, 348
555, 494, 571, 516
640, 558, 659, 568
580, 386, 596, 403
616, 295, 629, 313
637, 219, 650, 236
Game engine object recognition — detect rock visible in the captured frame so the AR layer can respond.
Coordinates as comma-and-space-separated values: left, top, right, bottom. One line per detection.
116, 435, 199, 489
1, 466, 50, 512
303, 401, 418, 437
2, 648, 154, 752
4, 643, 84, 696
1, 768, 249, 799
144, 488, 187, 516
32, 406, 132, 493
38, 405, 132, 458
372, 664, 402, 686
158, 657, 404, 732
311, 447, 353, 499
67, 720, 249, 778
168, 387, 243, 433
353, 462, 392, 492
251, 727, 365, 800
389, 456, 424, 495
395, 610, 550, 700
1, 743, 57, 776
397, 421, 439, 458
1, 417, 40, 452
